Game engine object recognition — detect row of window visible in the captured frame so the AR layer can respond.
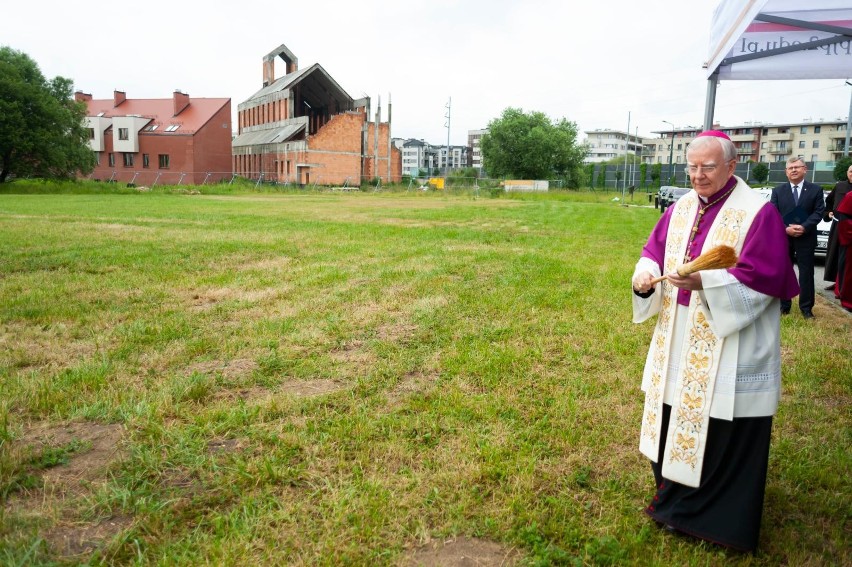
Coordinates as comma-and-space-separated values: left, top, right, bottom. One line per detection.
103, 153, 170, 168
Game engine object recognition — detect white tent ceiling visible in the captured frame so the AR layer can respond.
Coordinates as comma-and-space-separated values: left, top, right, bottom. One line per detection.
702, 0, 852, 128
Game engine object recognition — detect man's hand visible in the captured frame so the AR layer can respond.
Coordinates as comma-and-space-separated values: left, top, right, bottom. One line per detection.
666, 272, 703, 291
786, 224, 805, 237
632, 271, 655, 294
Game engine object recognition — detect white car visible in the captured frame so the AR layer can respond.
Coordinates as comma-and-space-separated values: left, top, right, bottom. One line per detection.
754, 187, 830, 257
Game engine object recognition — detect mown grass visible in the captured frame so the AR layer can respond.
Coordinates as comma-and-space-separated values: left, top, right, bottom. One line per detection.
0, 182, 849, 565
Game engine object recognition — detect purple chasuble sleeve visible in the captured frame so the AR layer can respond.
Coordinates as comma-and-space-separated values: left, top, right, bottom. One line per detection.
640, 182, 799, 304
729, 204, 799, 300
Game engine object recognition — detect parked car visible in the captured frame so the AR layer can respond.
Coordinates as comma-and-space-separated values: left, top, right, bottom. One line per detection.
657, 185, 677, 210
753, 188, 830, 257
660, 187, 691, 211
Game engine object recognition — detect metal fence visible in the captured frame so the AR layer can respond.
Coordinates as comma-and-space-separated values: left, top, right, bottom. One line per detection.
591, 160, 842, 191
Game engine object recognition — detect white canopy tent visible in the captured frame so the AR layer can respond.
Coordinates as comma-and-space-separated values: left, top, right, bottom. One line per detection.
703, 0, 852, 141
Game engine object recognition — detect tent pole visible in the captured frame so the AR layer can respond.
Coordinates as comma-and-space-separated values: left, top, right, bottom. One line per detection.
703, 72, 719, 131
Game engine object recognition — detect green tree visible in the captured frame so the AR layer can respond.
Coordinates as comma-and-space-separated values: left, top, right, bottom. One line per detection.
751, 161, 769, 186
834, 156, 852, 181
651, 163, 661, 187
0, 47, 94, 183
480, 108, 587, 186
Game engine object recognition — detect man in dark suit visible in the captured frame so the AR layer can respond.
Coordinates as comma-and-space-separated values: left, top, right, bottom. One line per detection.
770, 157, 825, 319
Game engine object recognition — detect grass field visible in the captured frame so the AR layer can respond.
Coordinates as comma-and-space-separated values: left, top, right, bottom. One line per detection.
0, 184, 849, 565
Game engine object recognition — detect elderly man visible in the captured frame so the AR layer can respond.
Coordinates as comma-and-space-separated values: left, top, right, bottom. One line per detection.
771, 157, 825, 318
631, 131, 799, 552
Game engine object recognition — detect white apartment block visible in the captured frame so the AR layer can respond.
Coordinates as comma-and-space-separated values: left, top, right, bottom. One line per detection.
394, 138, 468, 176
584, 129, 644, 163
468, 129, 487, 172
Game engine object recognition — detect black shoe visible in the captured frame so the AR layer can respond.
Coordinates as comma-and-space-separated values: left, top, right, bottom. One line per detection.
781, 308, 790, 315
825, 284, 836, 291
802, 311, 815, 319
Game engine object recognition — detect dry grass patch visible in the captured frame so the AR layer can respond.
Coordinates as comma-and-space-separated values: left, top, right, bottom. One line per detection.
213, 386, 272, 405
386, 371, 439, 406
1, 322, 97, 371
16, 421, 125, 490
403, 536, 522, 566
42, 514, 134, 558
186, 287, 283, 311
278, 378, 349, 398
184, 358, 259, 380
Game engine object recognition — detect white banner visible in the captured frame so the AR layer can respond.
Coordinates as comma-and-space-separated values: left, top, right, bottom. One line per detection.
706, 0, 852, 80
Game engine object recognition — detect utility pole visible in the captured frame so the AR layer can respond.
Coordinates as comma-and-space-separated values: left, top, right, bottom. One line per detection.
622, 111, 630, 200
662, 120, 675, 185
444, 97, 452, 184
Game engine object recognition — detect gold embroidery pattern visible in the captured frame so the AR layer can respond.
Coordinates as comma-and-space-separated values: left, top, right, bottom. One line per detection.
711, 208, 747, 248
641, 197, 696, 446
667, 307, 717, 469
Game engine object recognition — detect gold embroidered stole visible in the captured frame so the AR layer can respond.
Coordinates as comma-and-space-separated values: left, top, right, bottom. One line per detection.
639, 180, 760, 487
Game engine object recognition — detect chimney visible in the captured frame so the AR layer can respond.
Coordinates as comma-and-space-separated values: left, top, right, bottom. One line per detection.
74, 91, 92, 102
263, 59, 275, 87
114, 90, 126, 107
173, 90, 190, 116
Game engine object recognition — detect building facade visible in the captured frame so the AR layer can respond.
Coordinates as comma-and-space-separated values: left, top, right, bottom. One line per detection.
584, 129, 644, 163
643, 120, 849, 166
232, 43, 401, 186
77, 90, 232, 185
467, 129, 487, 172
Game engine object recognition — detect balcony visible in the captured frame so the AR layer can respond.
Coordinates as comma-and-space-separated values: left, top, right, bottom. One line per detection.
764, 133, 793, 142
768, 146, 792, 154
731, 134, 757, 142
737, 147, 756, 155
830, 143, 848, 153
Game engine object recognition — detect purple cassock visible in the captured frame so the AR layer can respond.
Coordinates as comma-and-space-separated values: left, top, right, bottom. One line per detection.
641, 176, 800, 306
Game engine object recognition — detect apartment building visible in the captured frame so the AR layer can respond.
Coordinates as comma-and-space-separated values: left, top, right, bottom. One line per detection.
232, 43, 401, 186
467, 129, 487, 172
77, 90, 232, 185
584, 129, 644, 163
644, 120, 849, 166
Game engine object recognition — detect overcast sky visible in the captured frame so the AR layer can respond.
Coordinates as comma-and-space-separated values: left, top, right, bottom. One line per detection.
4, 0, 850, 146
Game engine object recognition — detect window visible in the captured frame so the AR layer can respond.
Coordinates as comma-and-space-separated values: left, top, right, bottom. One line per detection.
761, 142, 767, 149
799, 141, 806, 149
118, 128, 129, 140
164, 124, 180, 132
778, 127, 788, 134
811, 154, 819, 161
143, 154, 150, 168
95, 152, 101, 165
812, 140, 820, 148
123, 153, 133, 167
88, 128, 95, 139
144, 124, 158, 131
108, 153, 115, 167
814, 126, 821, 133
800, 126, 808, 134
158, 154, 170, 168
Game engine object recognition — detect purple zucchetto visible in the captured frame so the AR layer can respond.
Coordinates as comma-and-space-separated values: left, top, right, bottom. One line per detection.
695, 130, 731, 141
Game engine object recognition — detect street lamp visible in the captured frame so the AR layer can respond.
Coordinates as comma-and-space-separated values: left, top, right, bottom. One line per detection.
662, 120, 675, 185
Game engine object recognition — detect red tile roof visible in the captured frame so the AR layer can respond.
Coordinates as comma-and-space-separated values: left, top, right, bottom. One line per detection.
85, 97, 230, 135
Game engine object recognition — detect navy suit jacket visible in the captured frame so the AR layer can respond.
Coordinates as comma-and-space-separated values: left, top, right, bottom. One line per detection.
770, 180, 825, 244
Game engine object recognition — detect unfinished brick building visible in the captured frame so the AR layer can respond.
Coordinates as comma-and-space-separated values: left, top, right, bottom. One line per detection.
232, 44, 401, 186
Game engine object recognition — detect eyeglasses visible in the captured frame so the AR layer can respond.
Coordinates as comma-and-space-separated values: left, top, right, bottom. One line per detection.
786, 165, 805, 171
685, 165, 717, 175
